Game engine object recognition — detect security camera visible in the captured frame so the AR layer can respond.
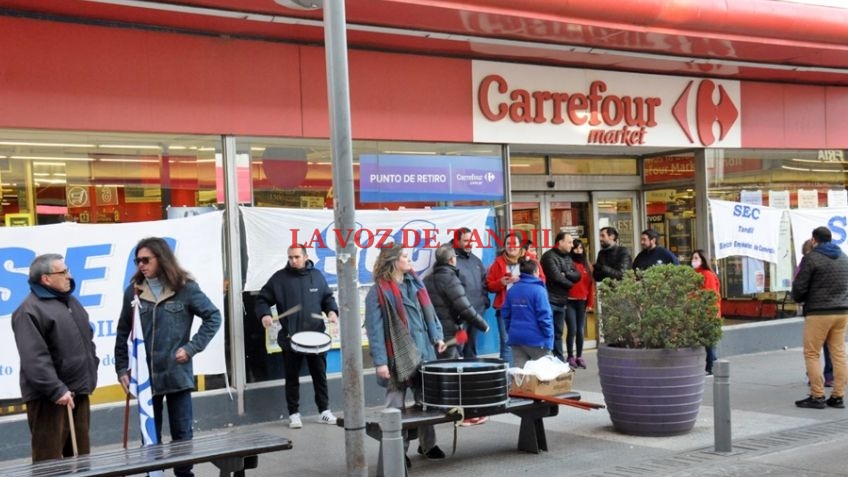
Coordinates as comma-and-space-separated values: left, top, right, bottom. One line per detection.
274, 0, 323, 9
546, 180, 556, 188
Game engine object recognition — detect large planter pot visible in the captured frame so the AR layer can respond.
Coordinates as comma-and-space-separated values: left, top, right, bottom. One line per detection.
597, 345, 706, 436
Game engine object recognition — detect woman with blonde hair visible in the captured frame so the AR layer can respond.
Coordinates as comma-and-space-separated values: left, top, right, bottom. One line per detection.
365, 243, 446, 466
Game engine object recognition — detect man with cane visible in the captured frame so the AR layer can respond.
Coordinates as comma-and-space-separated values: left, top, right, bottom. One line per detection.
12, 253, 99, 462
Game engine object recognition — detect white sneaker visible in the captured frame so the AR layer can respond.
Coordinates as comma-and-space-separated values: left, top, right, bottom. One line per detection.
289, 413, 302, 429
320, 410, 337, 425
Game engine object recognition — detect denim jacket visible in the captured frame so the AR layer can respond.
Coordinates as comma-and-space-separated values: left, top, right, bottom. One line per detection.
115, 280, 221, 395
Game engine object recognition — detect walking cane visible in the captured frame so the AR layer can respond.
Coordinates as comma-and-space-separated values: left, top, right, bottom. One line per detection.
122, 371, 131, 449
66, 404, 79, 457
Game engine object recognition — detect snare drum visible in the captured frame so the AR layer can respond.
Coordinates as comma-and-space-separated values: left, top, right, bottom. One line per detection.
290, 331, 332, 354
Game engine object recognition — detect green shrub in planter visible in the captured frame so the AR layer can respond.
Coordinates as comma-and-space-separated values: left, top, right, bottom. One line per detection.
598, 264, 722, 349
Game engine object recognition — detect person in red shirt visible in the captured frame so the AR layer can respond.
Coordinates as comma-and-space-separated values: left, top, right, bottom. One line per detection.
691, 249, 721, 375
567, 239, 594, 369
486, 233, 523, 365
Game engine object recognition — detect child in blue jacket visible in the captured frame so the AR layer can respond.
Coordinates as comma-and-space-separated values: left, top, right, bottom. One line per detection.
502, 259, 554, 368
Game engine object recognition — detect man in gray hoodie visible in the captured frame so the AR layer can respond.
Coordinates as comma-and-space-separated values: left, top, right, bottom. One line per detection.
792, 226, 848, 409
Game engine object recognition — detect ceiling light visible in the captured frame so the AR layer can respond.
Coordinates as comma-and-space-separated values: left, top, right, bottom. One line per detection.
97, 144, 162, 150
98, 158, 161, 163
12, 156, 93, 162
0, 141, 95, 147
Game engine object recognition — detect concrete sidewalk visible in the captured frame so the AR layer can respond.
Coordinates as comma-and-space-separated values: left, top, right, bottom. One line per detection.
6, 346, 848, 476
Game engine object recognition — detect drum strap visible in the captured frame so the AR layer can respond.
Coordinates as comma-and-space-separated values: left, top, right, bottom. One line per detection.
447, 407, 464, 457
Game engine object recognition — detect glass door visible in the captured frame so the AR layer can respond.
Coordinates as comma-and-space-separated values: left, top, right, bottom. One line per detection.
511, 192, 596, 346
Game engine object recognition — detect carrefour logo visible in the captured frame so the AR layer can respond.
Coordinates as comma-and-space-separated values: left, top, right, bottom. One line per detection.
672, 79, 739, 147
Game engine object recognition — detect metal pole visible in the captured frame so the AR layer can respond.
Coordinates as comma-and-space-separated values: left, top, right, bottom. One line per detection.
222, 135, 247, 415
380, 409, 404, 477
713, 359, 732, 453
323, 1, 367, 475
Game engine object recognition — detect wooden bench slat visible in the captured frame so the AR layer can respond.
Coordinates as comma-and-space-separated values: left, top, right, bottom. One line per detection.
0, 431, 292, 477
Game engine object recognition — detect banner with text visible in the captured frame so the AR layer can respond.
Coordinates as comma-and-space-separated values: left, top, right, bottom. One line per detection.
0, 213, 226, 399
359, 155, 504, 203
789, 208, 848, 261
241, 207, 492, 291
710, 199, 783, 263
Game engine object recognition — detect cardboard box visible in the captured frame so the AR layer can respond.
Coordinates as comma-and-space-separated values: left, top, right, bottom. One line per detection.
511, 370, 574, 396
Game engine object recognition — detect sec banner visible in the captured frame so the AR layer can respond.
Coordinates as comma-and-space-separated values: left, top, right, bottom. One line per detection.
0, 212, 226, 400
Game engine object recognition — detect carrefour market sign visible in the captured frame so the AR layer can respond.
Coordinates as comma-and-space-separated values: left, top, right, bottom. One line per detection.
472, 60, 741, 148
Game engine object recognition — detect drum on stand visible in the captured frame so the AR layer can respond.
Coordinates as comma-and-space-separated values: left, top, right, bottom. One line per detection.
420, 358, 509, 410
290, 331, 332, 354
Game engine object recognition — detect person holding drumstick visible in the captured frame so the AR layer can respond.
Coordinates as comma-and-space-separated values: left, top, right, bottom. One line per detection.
365, 243, 447, 466
256, 244, 339, 429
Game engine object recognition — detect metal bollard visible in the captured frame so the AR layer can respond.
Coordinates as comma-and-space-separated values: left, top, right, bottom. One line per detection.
713, 360, 732, 453
381, 408, 405, 477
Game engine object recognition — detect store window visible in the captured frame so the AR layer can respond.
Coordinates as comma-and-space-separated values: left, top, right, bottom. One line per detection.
551, 156, 637, 175
239, 137, 504, 383
0, 129, 226, 415
707, 149, 848, 319
0, 129, 223, 226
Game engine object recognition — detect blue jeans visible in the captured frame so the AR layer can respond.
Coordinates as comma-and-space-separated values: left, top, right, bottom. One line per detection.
495, 309, 512, 366
705, 346, 717, 374
565, 300, 587, 359
153, 389, 194, 477
550, 304, 566, 361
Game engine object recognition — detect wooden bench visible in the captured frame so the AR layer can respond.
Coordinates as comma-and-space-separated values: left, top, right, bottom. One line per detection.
339, 391, 580, 475
0, 430, 292, 477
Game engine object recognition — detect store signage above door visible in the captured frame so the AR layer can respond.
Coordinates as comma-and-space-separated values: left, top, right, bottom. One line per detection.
472, 60, 741, 148
359, 154, 504, 203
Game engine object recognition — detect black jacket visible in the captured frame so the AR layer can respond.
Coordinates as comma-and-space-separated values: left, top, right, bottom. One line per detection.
255, 260, 338, 339
540, 248, 582, 306
792, 243, 848, 315
451, 241, 490, 314
594, 245, 633, 282
12, 283, 99, 402
424, 263, 487, 338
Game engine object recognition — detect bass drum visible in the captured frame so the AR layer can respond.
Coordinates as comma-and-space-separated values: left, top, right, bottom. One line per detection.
420, 358, 509, 410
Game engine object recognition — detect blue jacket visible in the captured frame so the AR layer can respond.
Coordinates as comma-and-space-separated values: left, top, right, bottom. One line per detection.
502, 274, 553, 349
115, 280, 221, 395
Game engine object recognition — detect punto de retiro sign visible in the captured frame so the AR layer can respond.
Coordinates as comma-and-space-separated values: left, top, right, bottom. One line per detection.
472, 60, 741, 148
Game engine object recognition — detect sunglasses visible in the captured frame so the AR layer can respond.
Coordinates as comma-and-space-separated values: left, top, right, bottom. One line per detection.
134, 256, 155, 265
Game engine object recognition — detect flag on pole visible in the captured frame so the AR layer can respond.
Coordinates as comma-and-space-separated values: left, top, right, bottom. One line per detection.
128, 295, 164, 476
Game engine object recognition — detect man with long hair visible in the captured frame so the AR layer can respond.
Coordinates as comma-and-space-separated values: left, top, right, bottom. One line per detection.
115, 237, 221, 477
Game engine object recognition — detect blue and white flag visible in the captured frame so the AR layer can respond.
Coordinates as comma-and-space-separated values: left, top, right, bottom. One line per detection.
128, 295, 164, 476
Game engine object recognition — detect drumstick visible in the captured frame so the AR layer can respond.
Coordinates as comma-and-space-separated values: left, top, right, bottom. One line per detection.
443, 329, 468, 347
276, 304, 302, 319
310, 313, 325, 320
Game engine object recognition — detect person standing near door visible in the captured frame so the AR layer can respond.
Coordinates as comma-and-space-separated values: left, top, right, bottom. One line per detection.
540, 232, 581, 364
633, 228, 679, 271
593, 226, 632, 282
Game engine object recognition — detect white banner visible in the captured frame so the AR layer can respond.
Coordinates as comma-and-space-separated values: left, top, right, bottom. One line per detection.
0, 212, 226, 399
241, 207, 493, 291
709, 199, 784, 263
788, 208, 848, 262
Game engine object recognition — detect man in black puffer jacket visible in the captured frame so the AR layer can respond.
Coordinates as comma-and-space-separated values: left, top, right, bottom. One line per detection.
540, 232, 582, 363
424, 244, 489, 359
792, 226, 848, 410
255, 245, 339, 429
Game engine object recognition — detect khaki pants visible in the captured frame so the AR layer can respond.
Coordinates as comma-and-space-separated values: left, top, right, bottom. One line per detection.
804, 313, 848, 399
26, 394, 91, 462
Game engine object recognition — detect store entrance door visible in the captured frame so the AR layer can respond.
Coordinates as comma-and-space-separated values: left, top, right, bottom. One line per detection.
510, 192, 597, 347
